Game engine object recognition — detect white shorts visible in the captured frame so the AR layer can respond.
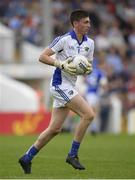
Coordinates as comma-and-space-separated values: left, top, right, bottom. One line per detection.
50, 84, 78, 108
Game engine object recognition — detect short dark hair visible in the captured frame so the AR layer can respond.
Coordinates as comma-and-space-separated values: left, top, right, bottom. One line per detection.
70, 10, 89, 26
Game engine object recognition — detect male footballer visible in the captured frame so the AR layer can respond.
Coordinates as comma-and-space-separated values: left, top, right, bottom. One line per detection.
19, 9, 95, 173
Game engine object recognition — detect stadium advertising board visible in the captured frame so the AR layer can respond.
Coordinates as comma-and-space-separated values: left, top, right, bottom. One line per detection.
0, 112, 51, 135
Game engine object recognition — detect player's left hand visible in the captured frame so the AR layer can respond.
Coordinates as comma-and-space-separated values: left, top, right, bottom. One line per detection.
85, 62, 93, 75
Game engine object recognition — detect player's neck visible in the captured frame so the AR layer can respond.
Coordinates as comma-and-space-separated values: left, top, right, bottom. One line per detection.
74, 29, 83, 42
77, 34, 83, 42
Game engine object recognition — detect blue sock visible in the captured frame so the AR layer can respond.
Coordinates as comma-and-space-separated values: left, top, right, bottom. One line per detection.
22, 145, 39, 163
69, 140, 80, 157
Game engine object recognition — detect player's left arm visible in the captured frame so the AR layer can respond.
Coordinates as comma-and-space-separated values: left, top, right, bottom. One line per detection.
85, 40, 94, 74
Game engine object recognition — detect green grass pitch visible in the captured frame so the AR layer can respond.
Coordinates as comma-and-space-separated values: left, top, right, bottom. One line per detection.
0, 133, 135, 179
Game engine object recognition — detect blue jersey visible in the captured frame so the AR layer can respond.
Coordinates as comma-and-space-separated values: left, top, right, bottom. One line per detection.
86, 67, 106, 94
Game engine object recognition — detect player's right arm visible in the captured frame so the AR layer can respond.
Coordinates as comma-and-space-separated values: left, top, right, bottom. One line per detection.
39, 47, 76, 75
39, 36, 76, 76
39, 47, 56, 66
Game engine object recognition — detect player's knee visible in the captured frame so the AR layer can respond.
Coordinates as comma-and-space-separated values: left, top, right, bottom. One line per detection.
49, 127, 62, 136
84, 110, 95, 124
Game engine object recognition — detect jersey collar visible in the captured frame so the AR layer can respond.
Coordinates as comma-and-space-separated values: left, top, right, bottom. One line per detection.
69, 30, 87, 45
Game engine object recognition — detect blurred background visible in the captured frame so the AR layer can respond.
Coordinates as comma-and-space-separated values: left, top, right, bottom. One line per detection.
0, 0, 135, 135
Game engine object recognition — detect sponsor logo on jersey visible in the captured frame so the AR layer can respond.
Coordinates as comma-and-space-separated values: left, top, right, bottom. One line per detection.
68, 90, 74, 95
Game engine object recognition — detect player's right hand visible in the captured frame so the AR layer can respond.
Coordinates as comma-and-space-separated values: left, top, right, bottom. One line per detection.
54, 58, 76, 75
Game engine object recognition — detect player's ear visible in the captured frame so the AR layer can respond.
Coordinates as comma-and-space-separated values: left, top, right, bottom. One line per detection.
73, 21, 78, 27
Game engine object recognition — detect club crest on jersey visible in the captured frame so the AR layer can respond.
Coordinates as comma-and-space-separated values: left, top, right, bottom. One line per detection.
84, 47, 89, 52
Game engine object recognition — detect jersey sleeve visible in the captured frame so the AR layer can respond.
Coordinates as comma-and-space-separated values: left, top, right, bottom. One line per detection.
49, 36, 63, 53
87, 40, 94, 62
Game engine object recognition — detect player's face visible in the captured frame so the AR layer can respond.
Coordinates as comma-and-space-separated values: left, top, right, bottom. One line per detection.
75, 17, 91, 35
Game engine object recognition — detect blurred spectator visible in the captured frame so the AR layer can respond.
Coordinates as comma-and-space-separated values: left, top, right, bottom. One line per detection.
0, 0, 43, 46
106, 46, 124, 73
95, 26, 111, 51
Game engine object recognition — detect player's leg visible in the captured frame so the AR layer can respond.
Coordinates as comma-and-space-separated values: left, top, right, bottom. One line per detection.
19, 107, 69, 174
34, 107, 69, 149
66, 94, 95, 142
65, 94, 95, 170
